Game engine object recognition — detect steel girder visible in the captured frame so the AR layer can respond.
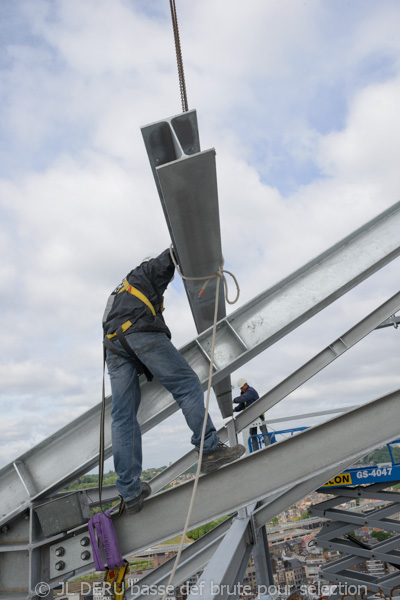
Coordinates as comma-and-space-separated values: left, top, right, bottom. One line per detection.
1, 300, 400, 598
11, 388, 399, 588
149, 290, 400, 493
127, 517, 235, 600
127, 474, 340, 600
2, 390, 400, 597
378, 315, 400, 329
2, 197, 400, 531
187, 508, 256, 600
141, 110, 232, 417
1, 296, 400, 598
2, 199, 400, 596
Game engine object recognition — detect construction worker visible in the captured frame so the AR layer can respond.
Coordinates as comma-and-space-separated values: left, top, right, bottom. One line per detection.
103, 249, 245, 515
233, 378, 269, 451
233, 378, 260, 414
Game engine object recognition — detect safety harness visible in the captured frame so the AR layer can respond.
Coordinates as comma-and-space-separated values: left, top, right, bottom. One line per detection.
103, 279, 163, 382
106, 279, 157, 338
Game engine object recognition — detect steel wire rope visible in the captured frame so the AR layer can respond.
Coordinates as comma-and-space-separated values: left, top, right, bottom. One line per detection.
169, 0, 189, 112
161, 249, 240, 599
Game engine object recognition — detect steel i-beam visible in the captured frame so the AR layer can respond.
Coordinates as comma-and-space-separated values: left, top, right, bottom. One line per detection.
37, 389, 400, 585
188, 509, 256, 600
2, 208, 400, 530
141, 110, 233, 417
149, 290, 400, 493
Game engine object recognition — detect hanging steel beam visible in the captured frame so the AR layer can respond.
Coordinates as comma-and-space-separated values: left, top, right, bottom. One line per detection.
141, 111, 223, 333
141, 110, 232, 417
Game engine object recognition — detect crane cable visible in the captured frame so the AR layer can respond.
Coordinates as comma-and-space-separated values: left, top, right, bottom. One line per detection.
169, 0, 189, 113
162, 4, 240, 592
161, 250, 240, 599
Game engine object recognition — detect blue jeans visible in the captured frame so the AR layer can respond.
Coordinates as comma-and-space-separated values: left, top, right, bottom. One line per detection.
106, 330, 219, 501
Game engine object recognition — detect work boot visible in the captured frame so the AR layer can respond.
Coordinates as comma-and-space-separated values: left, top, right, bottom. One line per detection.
124, 482, 152, 515
200, 441, 245, 474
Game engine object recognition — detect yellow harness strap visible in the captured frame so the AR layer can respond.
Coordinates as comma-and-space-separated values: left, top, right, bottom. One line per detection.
106, 280, 156, 339
118, 279, 156, 315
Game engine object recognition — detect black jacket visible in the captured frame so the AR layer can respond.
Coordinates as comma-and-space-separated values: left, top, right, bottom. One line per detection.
103, 249, 175, 339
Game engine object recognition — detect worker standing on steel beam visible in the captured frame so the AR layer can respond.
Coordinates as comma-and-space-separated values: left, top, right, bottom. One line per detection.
233, 378, 270, 451
103, 249, 245, 515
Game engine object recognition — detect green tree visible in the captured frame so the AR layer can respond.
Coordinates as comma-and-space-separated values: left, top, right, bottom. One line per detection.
187, 516, 229, 540
362, 445, 400, 465
371, 530, 392, 542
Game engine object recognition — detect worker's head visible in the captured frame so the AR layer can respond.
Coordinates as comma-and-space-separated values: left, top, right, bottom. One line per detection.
237, 377, 248, 391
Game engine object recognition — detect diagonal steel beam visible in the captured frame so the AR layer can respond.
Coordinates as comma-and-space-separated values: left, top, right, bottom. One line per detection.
128, 517, 234, 600
2, 201, 400, 528
43, 388, 400, 584
187, 510, 255, 600
149, 290, 400, 493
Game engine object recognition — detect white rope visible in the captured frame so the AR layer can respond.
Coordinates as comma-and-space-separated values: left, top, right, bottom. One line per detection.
161, 246, 240, 599
169, 245, 240, 305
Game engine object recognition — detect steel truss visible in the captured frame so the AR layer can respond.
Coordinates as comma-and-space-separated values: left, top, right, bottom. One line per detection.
1, 285, 400, 597
2, 388, 400, 597
2, 198, 400, 532
311, 483, 400, 598
2, 110, 400, 597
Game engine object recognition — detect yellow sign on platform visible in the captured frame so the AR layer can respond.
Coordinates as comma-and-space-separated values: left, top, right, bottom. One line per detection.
322, 472, 352, 487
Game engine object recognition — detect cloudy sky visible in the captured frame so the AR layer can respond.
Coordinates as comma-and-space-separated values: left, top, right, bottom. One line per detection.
1, 0, 400, 474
